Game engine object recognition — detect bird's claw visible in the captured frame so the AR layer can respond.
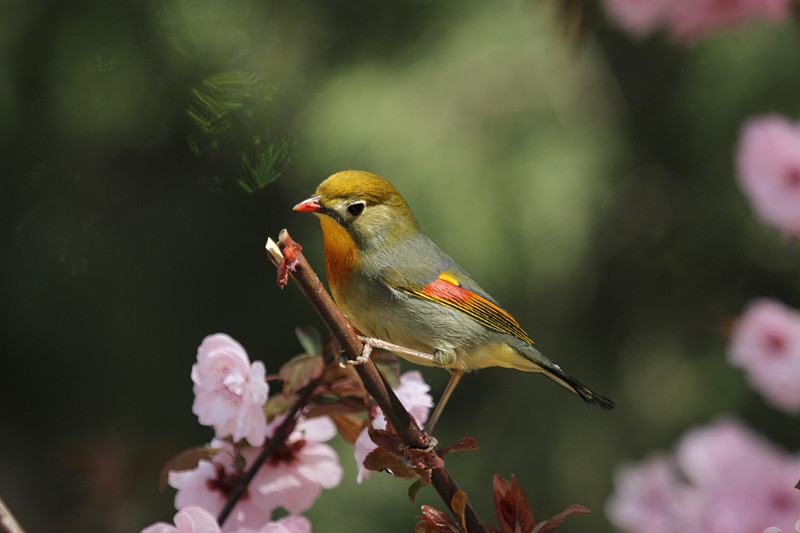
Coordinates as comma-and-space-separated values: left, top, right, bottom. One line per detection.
338, 343, 373, 367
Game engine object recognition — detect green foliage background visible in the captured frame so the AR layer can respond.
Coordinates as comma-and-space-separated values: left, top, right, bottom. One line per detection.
2, 1, 800, 531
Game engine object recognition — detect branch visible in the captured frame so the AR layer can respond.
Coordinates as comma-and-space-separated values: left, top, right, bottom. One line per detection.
0, 498, 25, 533
266, 229, 488, 533
217, 375, 319, 527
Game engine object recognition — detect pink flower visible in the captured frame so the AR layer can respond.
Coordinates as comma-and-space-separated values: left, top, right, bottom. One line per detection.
667, 0, 791, 42
601, 0, 792, 42
601, 0, 674, 38
605, 453, 683, 533
251, 416, 343, 514
736, 114, 800, 237
606, 418, 800, 533
728, 299, 800, 413
141, 506, 221, 533
192, 334, 269, 446
354, 370, 433, 483
676, 419, 800, 533
168, 440, 271, 533
236, 516, 312, 533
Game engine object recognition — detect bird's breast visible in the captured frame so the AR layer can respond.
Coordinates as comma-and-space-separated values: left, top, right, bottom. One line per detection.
319, 215, 359, 293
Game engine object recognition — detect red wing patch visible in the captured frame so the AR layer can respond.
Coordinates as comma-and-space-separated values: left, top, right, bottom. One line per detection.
408, 273, 534, 345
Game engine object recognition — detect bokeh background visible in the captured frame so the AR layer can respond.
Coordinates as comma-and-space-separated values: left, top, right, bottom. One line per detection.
2, 0, 800, 531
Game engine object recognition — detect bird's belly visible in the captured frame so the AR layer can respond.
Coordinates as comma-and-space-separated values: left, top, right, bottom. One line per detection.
332, 280, 537, 372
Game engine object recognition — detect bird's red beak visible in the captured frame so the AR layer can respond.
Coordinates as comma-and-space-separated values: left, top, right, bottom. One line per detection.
293, 196, 323, 213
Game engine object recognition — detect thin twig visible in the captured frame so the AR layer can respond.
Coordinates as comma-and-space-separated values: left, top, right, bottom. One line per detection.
0, 497, 25, 533
217, 378, 319, 527
266, 229, 488, 533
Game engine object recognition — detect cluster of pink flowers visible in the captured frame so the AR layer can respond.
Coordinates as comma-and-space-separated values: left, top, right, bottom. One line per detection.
601, 0, 793, 42
142, 333, 438, 533
141, 334, 343, 533
735, 114, 800, 238
728, 299, 800, 413
606, 418, 800, 533
353, 370, 433, 483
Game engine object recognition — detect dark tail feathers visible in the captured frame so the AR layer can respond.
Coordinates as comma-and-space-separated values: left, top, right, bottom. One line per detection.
543, 363, 615, 410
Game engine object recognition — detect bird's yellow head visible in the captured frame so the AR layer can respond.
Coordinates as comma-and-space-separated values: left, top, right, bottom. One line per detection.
294, 171, 420, 290
294, 170, 420, 249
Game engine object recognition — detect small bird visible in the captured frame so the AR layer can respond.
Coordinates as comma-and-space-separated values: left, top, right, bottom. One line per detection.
294, 170, 613, 431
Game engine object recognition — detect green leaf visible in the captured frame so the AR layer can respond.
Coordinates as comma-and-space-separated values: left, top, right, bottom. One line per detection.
295, 326, 322, 356
279, 353, 324, 396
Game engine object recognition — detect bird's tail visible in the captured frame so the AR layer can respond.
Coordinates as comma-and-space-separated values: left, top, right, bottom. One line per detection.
540, 362, 615, 410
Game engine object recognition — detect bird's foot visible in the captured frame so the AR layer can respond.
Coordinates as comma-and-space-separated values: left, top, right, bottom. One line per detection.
338, 342, 373, 367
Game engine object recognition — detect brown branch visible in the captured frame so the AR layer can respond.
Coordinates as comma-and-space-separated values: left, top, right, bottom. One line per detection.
0, 497, 25, 533
217, 377, 319, 527
266, 229, 488, 533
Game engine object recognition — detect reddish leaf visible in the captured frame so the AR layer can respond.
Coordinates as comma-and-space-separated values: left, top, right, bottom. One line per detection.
159, 446, 223, 491
416, 505, 462, 533
451, 491, 469, 532
437, 437, 479, 457
329, 414, 366, 444
532, 504, 590, 533
408, 448, 445, 471
368, 427, 404, 455
279, 353, 324, 396
493, 475, 535, 533
363, 447, 416, 479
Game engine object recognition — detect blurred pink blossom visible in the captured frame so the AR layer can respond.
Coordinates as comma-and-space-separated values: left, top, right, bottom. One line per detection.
607, 418, 800, 533
354, 370, 433, 483
192, 334, 269, 446
728, 299, 800, 413
168, 440, 271, 533
141, 506, 221, 533
601, 0, 674, 37
667, 0, 791, 42
602, 0, 792, 42
605, 453, 683, 533
251, 415, 343, 514
237, 515, 311, 533
736, 114, 800, 237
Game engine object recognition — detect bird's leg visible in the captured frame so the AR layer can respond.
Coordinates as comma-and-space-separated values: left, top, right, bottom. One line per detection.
339, 336, 439, 367
424, 369, 465, 434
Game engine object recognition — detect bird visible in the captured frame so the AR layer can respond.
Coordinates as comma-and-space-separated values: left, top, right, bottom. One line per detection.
294, 170, 614, 432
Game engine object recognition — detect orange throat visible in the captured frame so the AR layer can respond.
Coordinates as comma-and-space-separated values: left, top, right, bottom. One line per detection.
318, 216, 358, 293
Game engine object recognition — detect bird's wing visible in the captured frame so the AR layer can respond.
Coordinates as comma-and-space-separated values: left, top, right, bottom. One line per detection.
380, 266, 535, 345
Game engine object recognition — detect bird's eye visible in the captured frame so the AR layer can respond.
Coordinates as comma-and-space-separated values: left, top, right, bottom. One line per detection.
347, 201, 365, 217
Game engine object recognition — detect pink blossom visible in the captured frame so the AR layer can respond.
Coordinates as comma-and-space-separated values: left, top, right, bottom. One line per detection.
168, 440, 270, 533
667, 0, 791, 42
354, 370, 433, 483
192, 334, 269, 446
676, 419, 800, 533
606, 418, 800, 533
236, 516, 312, 533
728, 299, 800, 413
601, 0, 674, 38
601, 0, 793, 42
141, 506, 221, 533
736, 114, 800, 237
251, 415, 343, 514
605, 453, 684, 533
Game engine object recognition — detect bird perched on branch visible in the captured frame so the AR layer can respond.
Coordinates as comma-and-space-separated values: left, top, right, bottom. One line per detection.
294, 170, 613, 431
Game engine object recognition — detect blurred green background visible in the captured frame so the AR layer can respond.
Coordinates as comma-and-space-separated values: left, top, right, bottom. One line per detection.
2, 0, 800, 531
